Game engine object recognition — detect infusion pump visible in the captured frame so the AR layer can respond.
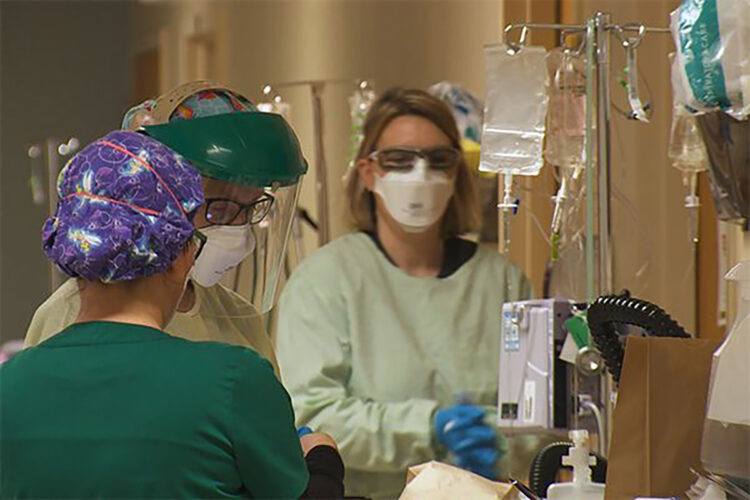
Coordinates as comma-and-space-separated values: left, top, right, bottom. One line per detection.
497, 298, 602, 433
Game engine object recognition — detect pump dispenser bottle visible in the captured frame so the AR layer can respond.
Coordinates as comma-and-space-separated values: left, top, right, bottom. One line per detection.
547, 430, 605, 500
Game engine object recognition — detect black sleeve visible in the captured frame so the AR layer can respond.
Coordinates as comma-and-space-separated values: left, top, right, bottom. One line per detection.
300, 445, 345, 499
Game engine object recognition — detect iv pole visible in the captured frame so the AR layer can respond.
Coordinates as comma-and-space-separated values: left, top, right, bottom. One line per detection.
503, 12, 671, 456
262, 78, 372, 247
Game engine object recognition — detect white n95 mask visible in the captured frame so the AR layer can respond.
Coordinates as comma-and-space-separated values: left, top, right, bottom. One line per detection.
191, 225, 256, 287
373, 158, 455, 232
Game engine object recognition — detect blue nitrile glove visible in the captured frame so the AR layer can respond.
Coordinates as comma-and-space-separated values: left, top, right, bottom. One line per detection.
297, 426, 313, 437
434, 404, 500, 479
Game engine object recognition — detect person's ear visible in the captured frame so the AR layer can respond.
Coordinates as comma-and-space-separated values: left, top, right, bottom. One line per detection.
165, 241, 196, 286
358, 157, 379, 191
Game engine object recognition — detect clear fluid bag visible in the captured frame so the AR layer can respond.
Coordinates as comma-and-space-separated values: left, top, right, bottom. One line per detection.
545, 47, 587, 172
479, 43, 549, 177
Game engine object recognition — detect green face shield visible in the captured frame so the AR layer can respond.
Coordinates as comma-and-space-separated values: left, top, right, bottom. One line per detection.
142, 111, 308, 314
142, 111, 308, 188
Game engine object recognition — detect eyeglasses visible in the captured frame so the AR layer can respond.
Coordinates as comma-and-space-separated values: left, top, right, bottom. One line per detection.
369, 147, 462, 171
204, 194, 275, 226
192, 230, 208, 259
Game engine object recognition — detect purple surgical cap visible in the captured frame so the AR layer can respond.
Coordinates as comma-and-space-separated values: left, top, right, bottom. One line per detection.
42, 130, 204, 282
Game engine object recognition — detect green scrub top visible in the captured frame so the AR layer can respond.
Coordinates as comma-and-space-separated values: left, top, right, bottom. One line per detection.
276, 232, 533, 498
1, 321, 308, 499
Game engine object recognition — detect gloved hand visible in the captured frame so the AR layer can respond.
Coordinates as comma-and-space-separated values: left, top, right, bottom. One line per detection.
434, 404, 501, 479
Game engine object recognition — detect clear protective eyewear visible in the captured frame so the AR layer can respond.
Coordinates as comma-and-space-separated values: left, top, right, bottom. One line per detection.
191, 177, 300, 314
369, 147, 462, 172
204, 194, 275, 226
192, 229, 208, 259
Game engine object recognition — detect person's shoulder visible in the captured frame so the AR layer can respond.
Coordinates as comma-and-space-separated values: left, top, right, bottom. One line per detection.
31, 279, 79, 315
470, 243, 533, 297
310, 232, 372, 262
171, 335, 275, 375
25, 279, 81, 346
470, 244, 526, 276
289, 232, 372, 280
472, 244, 511, 266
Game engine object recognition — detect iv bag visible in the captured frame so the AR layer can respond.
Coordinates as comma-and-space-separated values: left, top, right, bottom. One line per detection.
670, 0, 750, 119
545, 48, 587, 171
668, 104, 709, 174
480, 44, 549, 176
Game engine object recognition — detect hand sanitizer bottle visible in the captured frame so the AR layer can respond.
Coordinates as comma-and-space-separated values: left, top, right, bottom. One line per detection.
547, 430, 605, 500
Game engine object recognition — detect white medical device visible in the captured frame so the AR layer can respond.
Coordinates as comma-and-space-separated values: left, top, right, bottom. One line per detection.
498, 299, 571, 431
498, 298, 602, 434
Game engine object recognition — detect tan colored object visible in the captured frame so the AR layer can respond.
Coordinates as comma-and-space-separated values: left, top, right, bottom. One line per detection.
125, 80, 247, 130
604, 337, 720, 500
400, 461, 517, 500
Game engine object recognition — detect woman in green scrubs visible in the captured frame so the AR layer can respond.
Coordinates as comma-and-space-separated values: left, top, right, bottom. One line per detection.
0, 131, 343, 499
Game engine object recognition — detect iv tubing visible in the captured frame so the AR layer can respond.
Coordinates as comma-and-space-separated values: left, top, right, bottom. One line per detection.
580, 398, 606, 454
585, 19, 596, 303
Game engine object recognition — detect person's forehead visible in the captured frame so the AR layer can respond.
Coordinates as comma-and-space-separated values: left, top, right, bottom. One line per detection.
201, 177, 264, 203
376, 115, 452, 150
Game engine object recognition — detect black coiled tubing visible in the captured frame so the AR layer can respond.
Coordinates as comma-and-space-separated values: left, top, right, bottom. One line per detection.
586, 292, 690, 382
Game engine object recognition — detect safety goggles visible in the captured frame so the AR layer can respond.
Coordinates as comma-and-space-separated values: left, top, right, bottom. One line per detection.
204, 194, 275, 226
192, 229, 208, 259
369, 147, 462, 172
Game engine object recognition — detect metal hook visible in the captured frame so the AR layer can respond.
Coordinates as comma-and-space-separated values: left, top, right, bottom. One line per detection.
503, 24, 529, 54
614, 22, 646, 49
560, 29, 587, 56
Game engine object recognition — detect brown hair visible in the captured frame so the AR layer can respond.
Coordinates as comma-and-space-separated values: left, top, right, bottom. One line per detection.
344, 87, 481, 237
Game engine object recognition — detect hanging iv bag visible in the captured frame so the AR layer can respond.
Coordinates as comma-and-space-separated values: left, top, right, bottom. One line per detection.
480, 44, 549, 177
670, 0, 750, 120
545, 47, 587, 172
545, 47, 587, 256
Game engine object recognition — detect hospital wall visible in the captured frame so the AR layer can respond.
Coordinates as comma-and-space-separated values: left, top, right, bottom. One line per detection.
0, 1, 133, 341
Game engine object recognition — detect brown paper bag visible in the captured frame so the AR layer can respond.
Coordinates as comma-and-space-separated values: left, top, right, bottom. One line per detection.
604, 337, 720, 500
400, 461, 517, 500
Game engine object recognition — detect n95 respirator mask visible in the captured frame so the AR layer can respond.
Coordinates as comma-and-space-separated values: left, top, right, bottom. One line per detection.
373, 158, 455, 233
190, 224, 256, 287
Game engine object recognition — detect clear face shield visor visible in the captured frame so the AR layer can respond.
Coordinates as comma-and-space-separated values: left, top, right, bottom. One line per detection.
142, 111, 308, 314
188, 177, 301, 314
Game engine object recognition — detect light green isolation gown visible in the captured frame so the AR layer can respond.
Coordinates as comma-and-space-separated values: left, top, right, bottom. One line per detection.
276, 232, 534, 498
